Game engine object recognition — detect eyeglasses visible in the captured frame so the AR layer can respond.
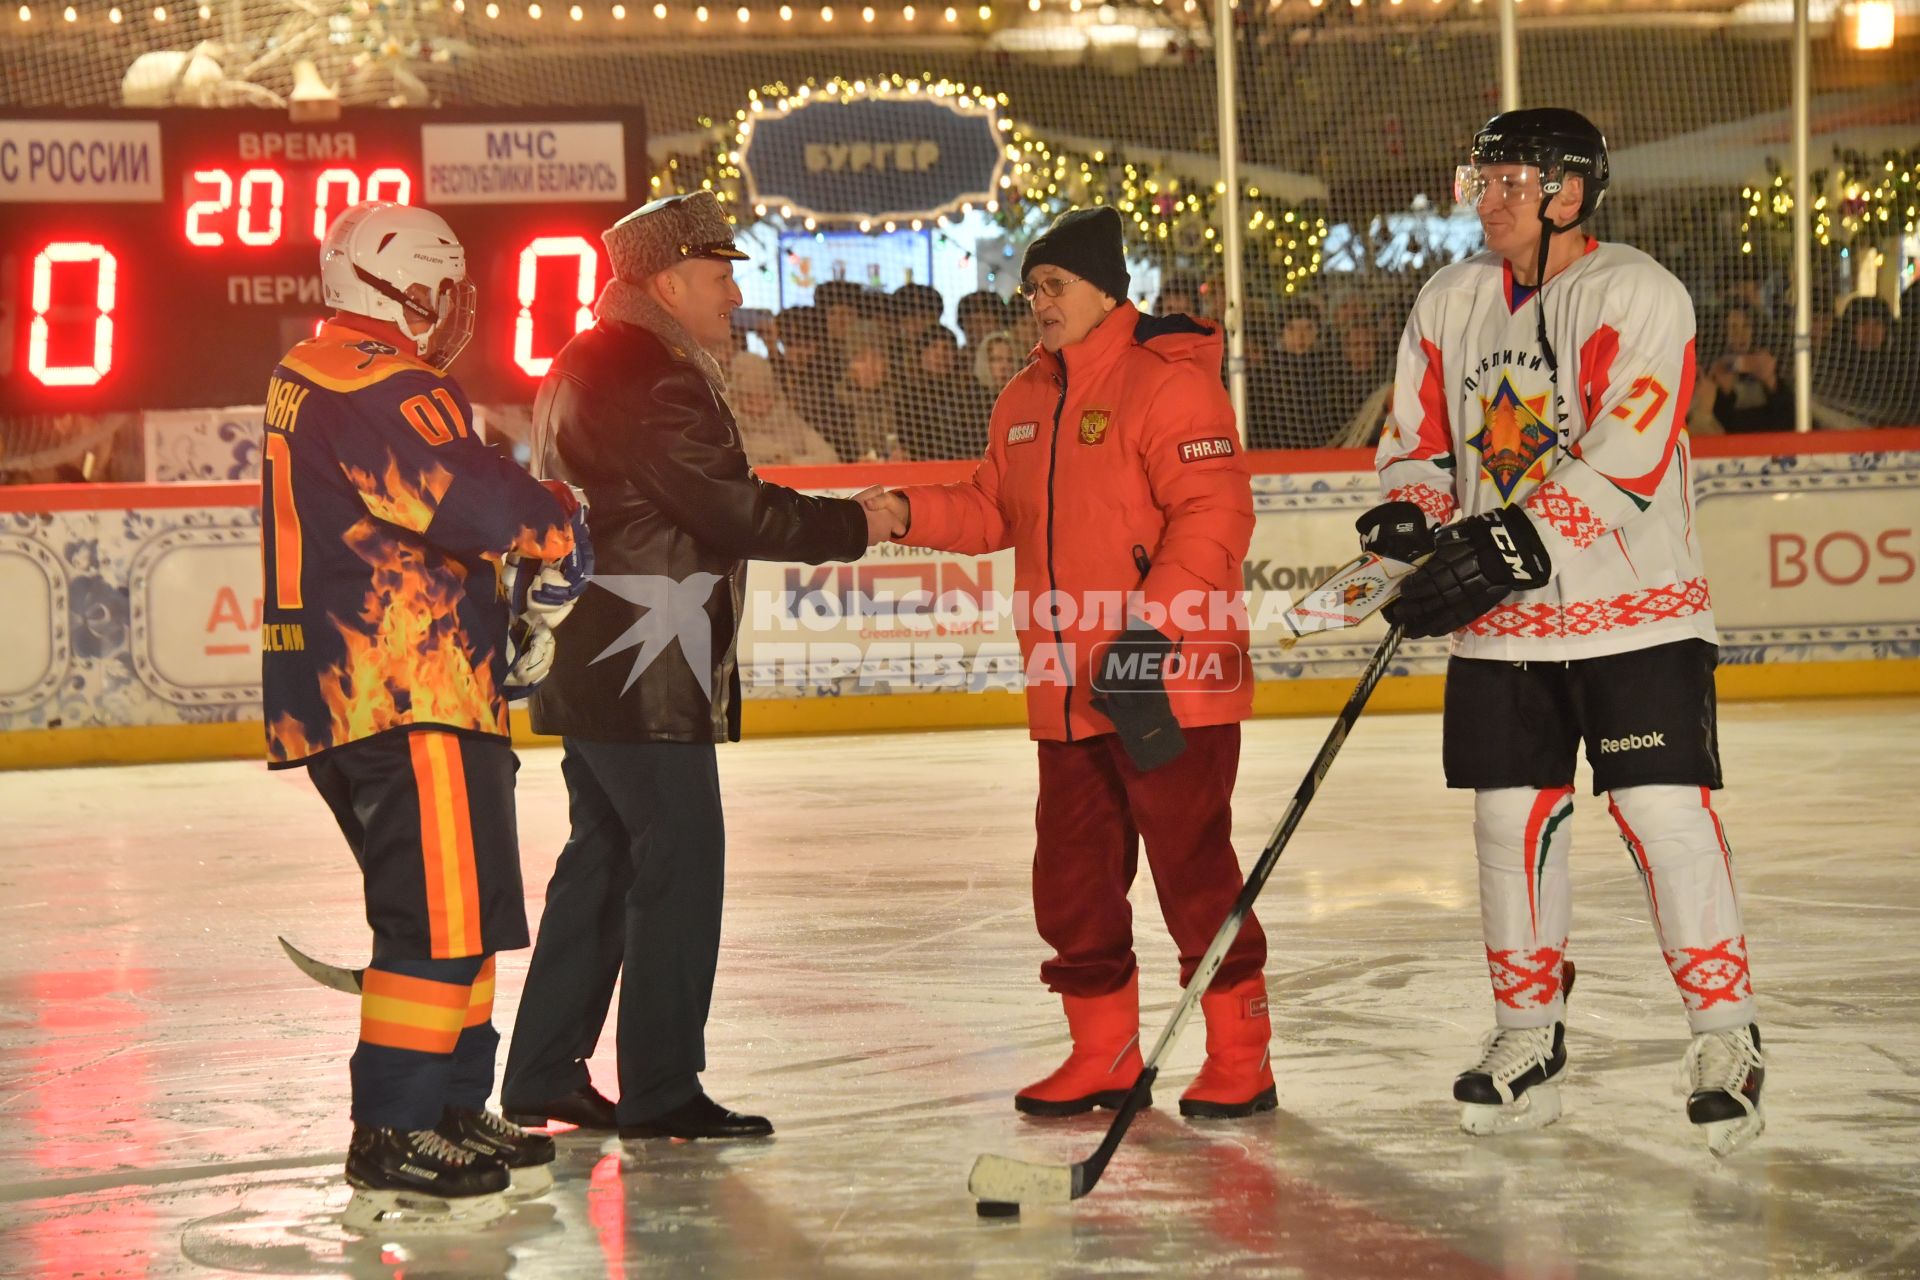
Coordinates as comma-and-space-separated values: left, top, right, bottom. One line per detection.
1015, 274, 1083, 302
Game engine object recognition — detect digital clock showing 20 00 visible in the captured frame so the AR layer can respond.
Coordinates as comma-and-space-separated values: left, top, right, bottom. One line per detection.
0, 107, 648, 415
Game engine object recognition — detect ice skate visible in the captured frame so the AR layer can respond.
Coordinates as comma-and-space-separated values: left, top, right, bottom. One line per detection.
1454, 1022, 1567, 1134
440, 1106, 557, 1198
1681, 1023, 1765, 1157
342, 1124, 511, 1232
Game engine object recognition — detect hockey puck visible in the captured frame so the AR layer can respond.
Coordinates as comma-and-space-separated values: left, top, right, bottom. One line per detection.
976, 1200, 1021, 1219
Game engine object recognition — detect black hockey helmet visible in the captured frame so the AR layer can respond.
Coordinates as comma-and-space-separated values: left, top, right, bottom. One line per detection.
1468, 107, 1611, 224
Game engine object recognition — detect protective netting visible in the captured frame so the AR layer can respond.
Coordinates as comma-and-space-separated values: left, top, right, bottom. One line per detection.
0, 414, 137, 481
3, 3, 1916, 479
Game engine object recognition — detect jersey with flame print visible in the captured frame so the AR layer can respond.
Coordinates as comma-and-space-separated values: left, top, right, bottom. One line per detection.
1375, 241, 1715, 661
260, 321, 573, 768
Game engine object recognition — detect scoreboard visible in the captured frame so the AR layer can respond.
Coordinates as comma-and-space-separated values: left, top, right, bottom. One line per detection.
0, 107, 647, 414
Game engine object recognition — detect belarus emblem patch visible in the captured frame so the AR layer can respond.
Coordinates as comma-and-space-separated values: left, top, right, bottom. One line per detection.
1078, 409, 1111, 445
1468, 371, 1558, 500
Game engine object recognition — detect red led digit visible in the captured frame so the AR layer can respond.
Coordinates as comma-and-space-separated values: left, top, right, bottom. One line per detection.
366, 167, 412, 205
185, 169, 234, 247
514, 236, 599, 377
313, 168, 362, 241
236, 168, 286, 246
28, 242, 117, 388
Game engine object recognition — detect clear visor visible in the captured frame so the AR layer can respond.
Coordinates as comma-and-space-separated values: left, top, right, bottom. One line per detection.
1454, 165, 1552, 210
425, 277, 477, 371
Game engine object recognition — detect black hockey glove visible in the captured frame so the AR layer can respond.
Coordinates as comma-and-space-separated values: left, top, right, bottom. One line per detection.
1385, 506, 1552, 639
1090, 620, 1188, 772
1355, 500, 1436, 566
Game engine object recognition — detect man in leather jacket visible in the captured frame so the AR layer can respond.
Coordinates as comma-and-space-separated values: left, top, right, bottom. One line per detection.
501, 192, 900, 1140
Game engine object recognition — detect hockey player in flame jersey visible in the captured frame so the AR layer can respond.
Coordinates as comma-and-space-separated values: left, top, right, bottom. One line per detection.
260, 201, 589, 1228
1358, 109, 1766, 1157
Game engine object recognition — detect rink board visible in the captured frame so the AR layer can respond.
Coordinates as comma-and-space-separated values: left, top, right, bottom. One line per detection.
2, 430, 1916, 769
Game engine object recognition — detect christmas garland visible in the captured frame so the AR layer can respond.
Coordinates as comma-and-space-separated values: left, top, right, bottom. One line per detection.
644, 72, 1329, 291
1741, 148, 1920, 255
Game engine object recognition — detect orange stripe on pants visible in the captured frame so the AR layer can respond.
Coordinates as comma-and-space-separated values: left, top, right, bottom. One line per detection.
410, 732, 481, 958
363, 967, 473, 1009
361, 1016, 464, 1054
360, 968, 468, 1054
465, 955, 496, 1029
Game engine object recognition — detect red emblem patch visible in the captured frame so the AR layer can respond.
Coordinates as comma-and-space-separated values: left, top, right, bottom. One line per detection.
1177, 436, 1237, 463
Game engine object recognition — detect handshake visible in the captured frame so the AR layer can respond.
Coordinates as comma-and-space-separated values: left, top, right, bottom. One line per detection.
855, 485, 910, 545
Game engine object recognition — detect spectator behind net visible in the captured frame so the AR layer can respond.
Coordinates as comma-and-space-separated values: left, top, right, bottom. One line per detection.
813, 279, 867, 348
1818, 295, 1908, 426
1330, 304, 1391, 432
1157, 272, 1201, 318
731, 352, 839, 466
772, 305, 848, 454
1249, 295, 1336, 450
897, 327, 989, 461
973, 331, 1025, 397
892, 283, 946, 346
957, 289, 1010, 349
1705, 303, 1790, 434
836, 319, 901, 460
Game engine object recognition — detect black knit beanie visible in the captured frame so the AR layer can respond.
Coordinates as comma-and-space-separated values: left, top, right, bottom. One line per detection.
1021, 207, 1130, 302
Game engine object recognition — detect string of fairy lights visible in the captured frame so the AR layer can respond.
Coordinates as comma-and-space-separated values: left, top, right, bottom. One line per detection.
6, 1, 994, 24
1001, 132, 1328, 289
5, 0, 1638, 28
11, 0, 217, 22
645, 73, 1330, 290
1740, 150, 1920, 255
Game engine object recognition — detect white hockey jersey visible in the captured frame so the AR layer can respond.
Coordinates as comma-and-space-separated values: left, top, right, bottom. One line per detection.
1376, 239, 1716, 661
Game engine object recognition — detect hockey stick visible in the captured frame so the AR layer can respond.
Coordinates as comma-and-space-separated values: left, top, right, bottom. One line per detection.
967, 624, 1407, 1208
278, 935, 365, 994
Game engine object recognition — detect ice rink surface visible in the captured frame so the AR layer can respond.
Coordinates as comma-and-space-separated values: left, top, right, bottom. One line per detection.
2, 697, 1918, 1279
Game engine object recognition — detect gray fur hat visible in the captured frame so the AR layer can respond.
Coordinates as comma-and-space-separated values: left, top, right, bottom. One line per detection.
603, 192, 749, 283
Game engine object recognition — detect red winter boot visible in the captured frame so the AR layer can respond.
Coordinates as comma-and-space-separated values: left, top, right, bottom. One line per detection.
1014, 973, 1149, 1116
1179, 975, 1278, 1119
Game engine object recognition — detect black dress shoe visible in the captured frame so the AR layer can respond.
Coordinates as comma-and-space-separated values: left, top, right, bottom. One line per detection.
502, 1083, 618, 1131
617, 1091, 774, 1140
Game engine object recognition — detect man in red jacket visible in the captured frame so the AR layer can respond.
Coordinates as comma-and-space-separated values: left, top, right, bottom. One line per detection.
865, 207, 1273, 1119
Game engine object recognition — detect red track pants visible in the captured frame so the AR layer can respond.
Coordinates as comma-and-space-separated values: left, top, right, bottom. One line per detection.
1032, 723, 1266, 998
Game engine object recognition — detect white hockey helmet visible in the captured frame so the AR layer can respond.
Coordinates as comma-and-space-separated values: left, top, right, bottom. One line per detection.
320, 201, 476, 370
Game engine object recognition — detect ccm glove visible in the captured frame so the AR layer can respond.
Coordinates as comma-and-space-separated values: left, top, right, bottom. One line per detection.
510, 484, 595, 629
1090, 620, 1188, 772
504, 617, 557, 700
1385, 506, 1552, 639
1355, 500, 1436, 566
